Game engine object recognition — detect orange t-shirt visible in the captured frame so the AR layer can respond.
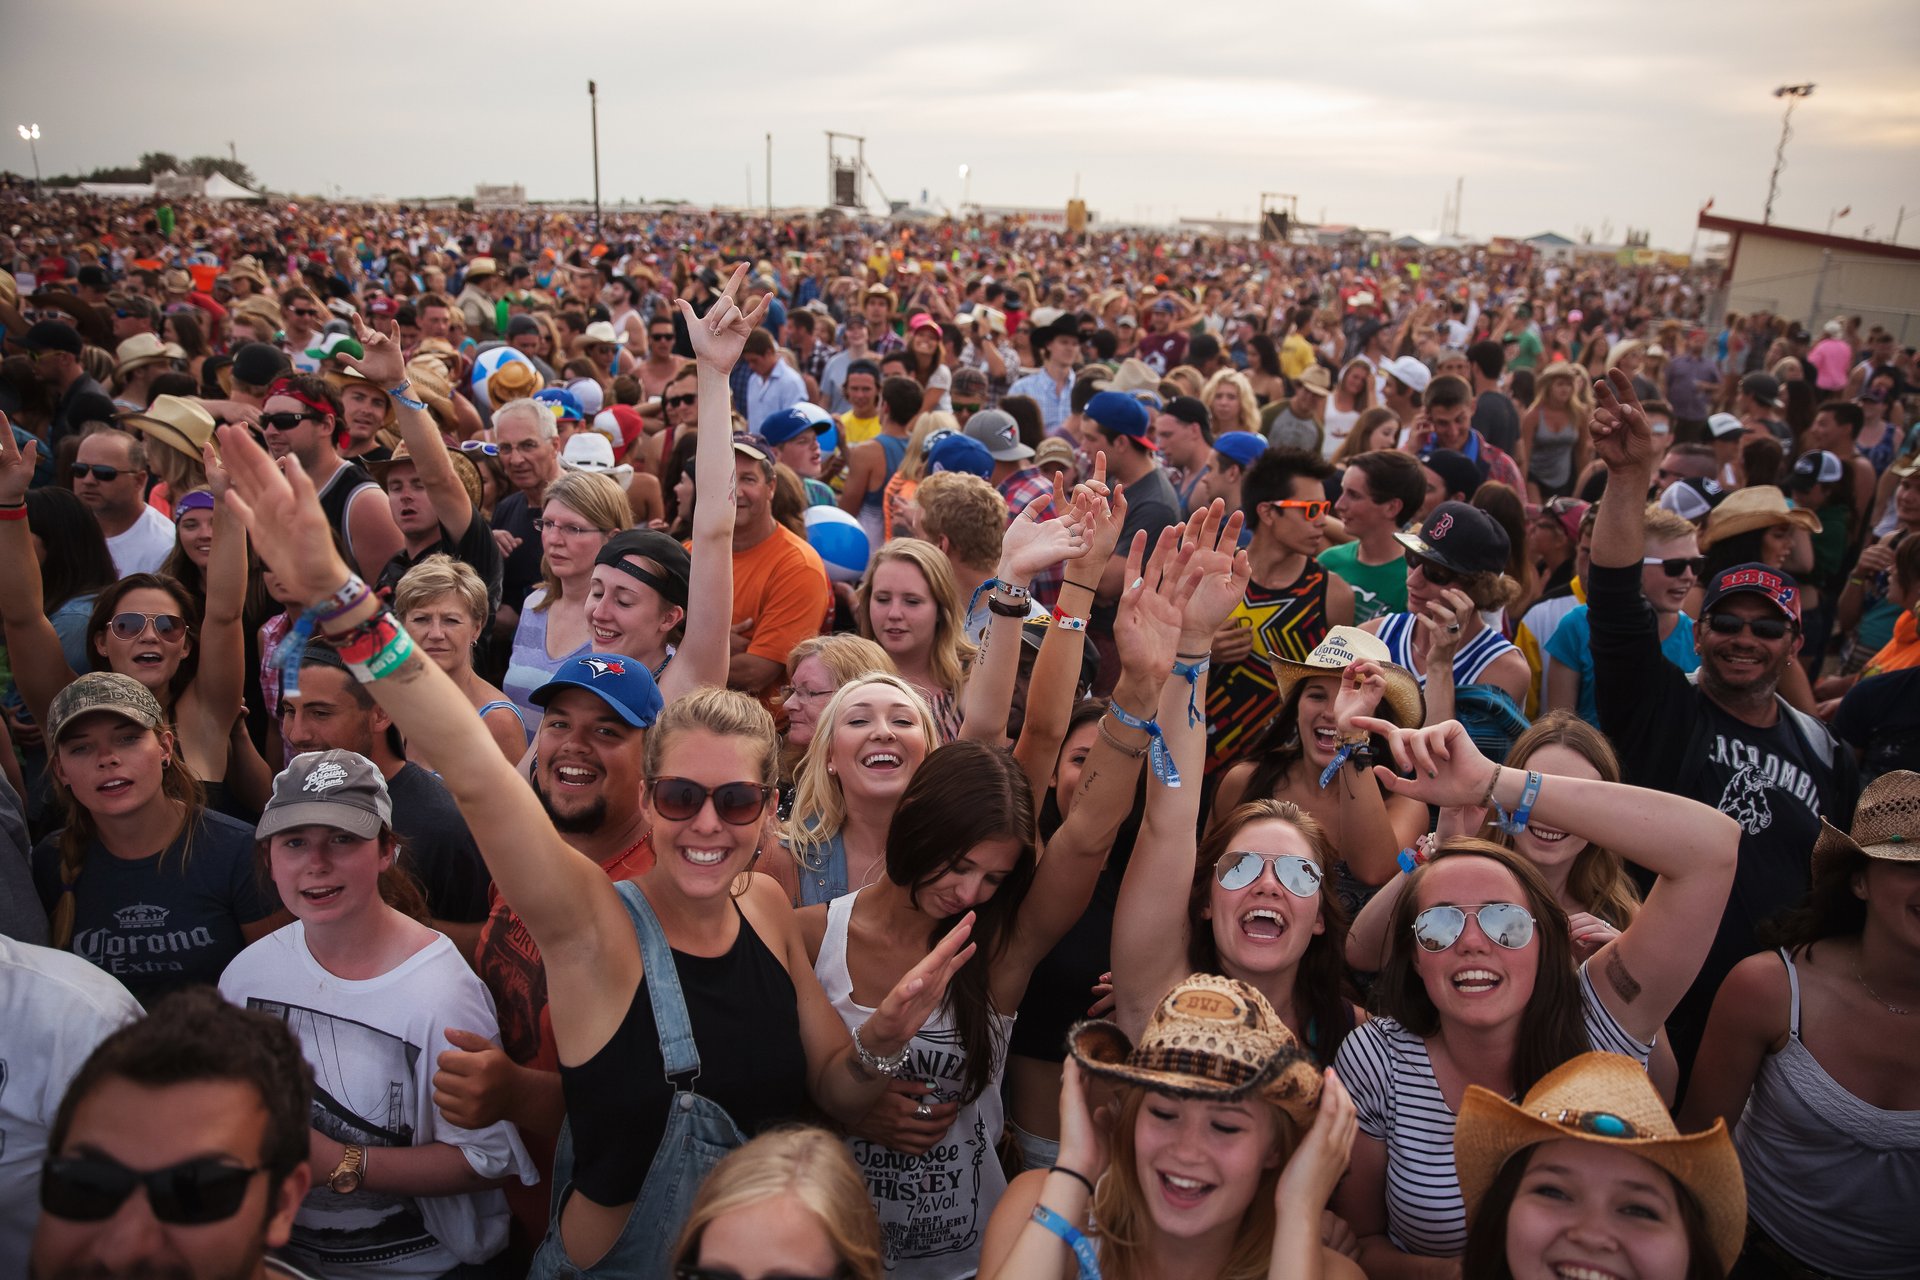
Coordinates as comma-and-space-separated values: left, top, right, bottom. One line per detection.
732, 524, 833, 704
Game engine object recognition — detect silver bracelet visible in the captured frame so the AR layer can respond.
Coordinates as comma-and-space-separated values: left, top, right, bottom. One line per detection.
851, 1021, 911, 1078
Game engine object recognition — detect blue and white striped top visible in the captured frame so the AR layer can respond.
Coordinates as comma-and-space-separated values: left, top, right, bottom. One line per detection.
1375, 612, 1519, 688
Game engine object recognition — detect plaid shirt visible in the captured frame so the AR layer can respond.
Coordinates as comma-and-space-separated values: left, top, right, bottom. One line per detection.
800, 342, 836, 387
998, 466, 1063, 607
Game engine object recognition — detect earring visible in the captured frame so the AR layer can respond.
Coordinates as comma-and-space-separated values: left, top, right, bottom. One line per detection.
827, 764, 836, 775
161, 757, 172, 769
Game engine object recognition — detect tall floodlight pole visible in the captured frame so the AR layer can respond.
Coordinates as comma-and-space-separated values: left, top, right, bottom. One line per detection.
588, 82, 602, 236
16, 124, 40, 201
1765, 83, 1814, 225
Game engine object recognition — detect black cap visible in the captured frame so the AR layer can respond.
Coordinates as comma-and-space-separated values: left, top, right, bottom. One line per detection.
76, 265, 111, 290
595, 529, 691, 608
506, 315, 542, 338
1702, 563, 1800, 621
21, 320, 83, 357
232, 342, 292, 387
67, 390, 119, 429
1187, 333, 1222, 366
1739, 371, 1783, 409
1162, 395, 1209, 430
1395, 500, 1510, 576
1420, 448, 1486, 503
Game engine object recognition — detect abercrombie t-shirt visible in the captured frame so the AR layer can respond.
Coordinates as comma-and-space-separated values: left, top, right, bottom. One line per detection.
33, 811, 273, 1004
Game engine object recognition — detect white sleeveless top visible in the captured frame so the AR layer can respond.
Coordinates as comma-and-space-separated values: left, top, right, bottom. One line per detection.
817, 891, 1012, 1279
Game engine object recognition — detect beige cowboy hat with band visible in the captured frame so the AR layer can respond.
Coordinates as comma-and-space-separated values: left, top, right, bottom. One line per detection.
113, 332, 186, 381
1699, 485, 1821, 550
1270, 625, 1424, 729
1812, 769, 1920, 876
1069, 973, 1322, 1132
117, 395, 217, 462
1457, 1051, 1746, 1272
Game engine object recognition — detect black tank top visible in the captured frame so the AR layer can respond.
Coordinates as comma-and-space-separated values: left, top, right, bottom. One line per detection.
557, 901, 810, 1208
315, 460, 377, 567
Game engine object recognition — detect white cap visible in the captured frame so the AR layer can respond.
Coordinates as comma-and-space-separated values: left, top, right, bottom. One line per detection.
591, 409, 626, 449
561, 431, 633, 483
1384, 355, 1432, 395
1706, 412, 1745, 440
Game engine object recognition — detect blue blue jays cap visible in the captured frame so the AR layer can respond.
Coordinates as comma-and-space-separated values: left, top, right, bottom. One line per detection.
530, 654, 664, 728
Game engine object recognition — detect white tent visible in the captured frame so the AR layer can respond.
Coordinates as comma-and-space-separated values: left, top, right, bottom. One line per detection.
203, 172, 264, 201
76, 181, 155, 198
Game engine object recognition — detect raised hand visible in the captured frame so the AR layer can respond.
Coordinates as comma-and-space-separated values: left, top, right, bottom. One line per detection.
214, 423, 352, 605
1589, 368, 1657, 474
1351, 715, 1494, 806
1333, 659, 1389, 735
1072, 452, 1128, 569
339, 311, 408, 389
862, 913, 977, 1053
1276, 1068, 1357, 1215
0, 412, 36, 505
199, 442, 233, 501
1053, 1058, 1112, 1188
1114, 526, 1199, 687
1177, 498, 1252, 648
678, 263, 770, 375
999, 487, 1084, 583
1413, 587, 1476, 667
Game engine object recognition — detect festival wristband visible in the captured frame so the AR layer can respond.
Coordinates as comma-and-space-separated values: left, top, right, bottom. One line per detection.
1030, 1205, 1102, 1279
312, 574, 374, 625
1051, 607, 1088, 632
1108, 698, 1178, 788
1493, 769, 1544, 836
385, 380, 428, 412
1170, 656, 1209, 728
0, 504, 25, 522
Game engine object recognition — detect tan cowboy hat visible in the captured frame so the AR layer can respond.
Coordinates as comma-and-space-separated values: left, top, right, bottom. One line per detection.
1102, 357, 1164, 396
403, 356, 458, 425
1699, 485, 1821, 550
1270, 626, 1424, 729
464, 256, 499, 280
578, 319, 628, 347
117, 395, 217, 461
1298, 364, 1333, 396
368, 441, 484, 514
229, 255, 271, 289
113, 332, 186, 379
486, 358, 543, 404
322, 365, 398, 429
1069, 974, 1322, 1132
1457, 1051, 1746, 1273
235, 296, 284, 330
1812, 769, 1920, 875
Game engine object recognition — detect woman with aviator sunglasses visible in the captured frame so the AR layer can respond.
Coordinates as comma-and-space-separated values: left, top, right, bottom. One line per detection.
1327, 716, 1737, 1275
0, 416, 253, 816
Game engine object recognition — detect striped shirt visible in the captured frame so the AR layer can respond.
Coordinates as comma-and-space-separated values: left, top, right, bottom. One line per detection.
1333, 962, 1652, 1257
1374, 611, 1518, 688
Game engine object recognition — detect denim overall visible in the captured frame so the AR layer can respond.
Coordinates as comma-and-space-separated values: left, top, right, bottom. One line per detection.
526, 881, 747, 1279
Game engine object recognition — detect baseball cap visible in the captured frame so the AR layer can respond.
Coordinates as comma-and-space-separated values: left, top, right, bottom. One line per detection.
305, 333, 364, 363
760, 404, 832, 447
1034, 437, 1077, 472
1659, 475, 1727, 522
21, 320, 83, 357
46, 672, 167, 747
1162, 395, 1210, 431
731, 433, 772, 463
256, 750, 393, 841
1706, 413, 1745, 440
1740, 372, 1784, 410
530, 654, 665, 728
1421, 449, 1486, 502
1702, 563, 1801, 622
1787, 449, 1844, 489
1213, 431, 1268, 470
596, 529, 692, 609
1395, 500, 1510, 577
1383, 355, 1432, 395
926, 432, 995, 477
535, 387, 586, 422
232, 341, 292, 387
1533, 496, 1590, 543
962, 408, 1032, 461
1084, 390, 1155, 449
76, 265, 111, 290
506, 314, 543, 338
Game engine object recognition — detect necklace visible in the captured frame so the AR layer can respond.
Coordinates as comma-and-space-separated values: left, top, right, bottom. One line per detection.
1857, 966, 1913, 1016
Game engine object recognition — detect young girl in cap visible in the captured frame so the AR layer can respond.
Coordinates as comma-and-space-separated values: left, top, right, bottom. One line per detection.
1457, 1051, 1745, 1280
1328, 717, 1737, 1271
1682, 770, 1920, 1279
979, 974, 1363, 1280
219, 749, 535, 1279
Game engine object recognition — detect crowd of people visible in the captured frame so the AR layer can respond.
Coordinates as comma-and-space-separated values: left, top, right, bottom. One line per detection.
1, 193, 1917, 1280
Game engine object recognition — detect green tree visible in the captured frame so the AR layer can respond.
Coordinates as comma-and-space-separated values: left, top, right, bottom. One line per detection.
137, 151, 182, 176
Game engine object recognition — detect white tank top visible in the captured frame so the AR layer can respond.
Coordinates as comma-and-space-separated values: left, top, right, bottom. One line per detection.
816, 890, 1012, 1279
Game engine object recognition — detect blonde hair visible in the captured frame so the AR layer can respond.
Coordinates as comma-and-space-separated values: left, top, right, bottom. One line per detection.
644, 687, 780, 788
913, 472, 1008, 569
896, 410, 959, 484
854, 539, 976, 695
1642, 503, 1698, 545
1164, 365, 1205, 397
1202, 368, 1260, 434
393, 553, 488, 626
670, 1127, 883, 1280
787, 673, 936, 871
1333, 358, 1375, 409
1530, 362, 1592, 426
785, 634, 896, 686
532, 471, 632, 609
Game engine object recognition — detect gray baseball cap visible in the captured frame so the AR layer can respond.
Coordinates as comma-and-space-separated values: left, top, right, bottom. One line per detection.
256, 750, 393, 840
963, 407, 1032, 461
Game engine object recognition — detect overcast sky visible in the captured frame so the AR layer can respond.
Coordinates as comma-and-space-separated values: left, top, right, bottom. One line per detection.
4, 0, 1915, 250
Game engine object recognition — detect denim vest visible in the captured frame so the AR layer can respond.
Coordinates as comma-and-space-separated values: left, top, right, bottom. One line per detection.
526, 881, 746, 1279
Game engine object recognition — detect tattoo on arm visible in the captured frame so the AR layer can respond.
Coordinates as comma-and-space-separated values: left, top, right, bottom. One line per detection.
1605, 949, 1642, 1003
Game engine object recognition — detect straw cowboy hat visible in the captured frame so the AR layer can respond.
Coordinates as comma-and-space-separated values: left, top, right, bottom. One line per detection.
368, 441, 484, 514
1812, 769, 1920, 876
1271, 626, 1424, 729
113, 333, 186, 380
1069, 974, 1322, 1132
117, 395, 217, 462
1101, 357, 1164, 397
1456, 1051, 1746, 1272
1699, 485, 1821, 550
228, 255, 272, 289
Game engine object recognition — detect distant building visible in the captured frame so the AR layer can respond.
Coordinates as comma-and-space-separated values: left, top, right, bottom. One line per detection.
474, 183, 526, 208
1700, 212, 1920, 342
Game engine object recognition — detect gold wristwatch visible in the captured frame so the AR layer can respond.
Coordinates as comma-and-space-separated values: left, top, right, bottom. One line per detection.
327, 1144, 365, 1194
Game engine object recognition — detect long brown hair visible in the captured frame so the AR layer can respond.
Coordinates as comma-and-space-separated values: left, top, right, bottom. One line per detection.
49, 729, 205, 949
86, 574, 201, 705
1370, 841, 1588, 1096
884, 740, 1035, 1104
1186, 800, 1354, 1064
1497, 713, 1639, 928
1093, 1088, 1299, 1280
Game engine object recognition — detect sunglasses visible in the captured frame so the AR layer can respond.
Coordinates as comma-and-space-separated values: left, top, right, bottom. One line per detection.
1405, 551, 1461, 587
649, 777, 774, 826
1214, 851, 1324, 897
41, 1154, 263, 1225
71, 463, 128, 482
290, 308, 322, 320
675, 1268, 843, 1280
458, 439, 500, 457
1705, 612, 1791, 640
1642, 555, 1707, 578
650, 331, 675, 342
665, 393, 698, 409
108, 612, 188, 642
1270, 499, 1331, 520
1412, 902, 1537, 952
259, 411, 323, 431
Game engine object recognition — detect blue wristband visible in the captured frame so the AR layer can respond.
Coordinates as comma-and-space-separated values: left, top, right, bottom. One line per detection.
1031, 1204, 1102, 1279
385, 380, 428, 412
1107, 698, 1179, 789
1170, 656, 1209, 729
274, 610, 320, 700
1493, 770, 1543, 836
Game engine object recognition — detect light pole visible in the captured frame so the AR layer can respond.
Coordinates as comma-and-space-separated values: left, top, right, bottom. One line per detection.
587, 82, 601, 238
1764, 83, 1814, 225
958, 164, 970, 218
16, 124, 40, 201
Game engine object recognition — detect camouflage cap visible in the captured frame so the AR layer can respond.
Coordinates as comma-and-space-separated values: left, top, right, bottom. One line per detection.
47, 673, 167, 745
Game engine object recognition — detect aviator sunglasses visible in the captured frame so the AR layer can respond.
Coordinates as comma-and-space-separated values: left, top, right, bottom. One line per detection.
649, 777, 774, 826
1214, 851, 1324, 897
1412, 902, 1537, 952
108, 612, 188, 642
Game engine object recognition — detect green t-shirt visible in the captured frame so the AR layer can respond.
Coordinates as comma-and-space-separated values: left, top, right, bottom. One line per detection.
1507, 327, 1543, 371
1808, 500, 1852, 591
1317, 541, 1407, 623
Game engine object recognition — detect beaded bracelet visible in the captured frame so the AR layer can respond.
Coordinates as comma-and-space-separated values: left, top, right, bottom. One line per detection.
1109, 698, 1179, 788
